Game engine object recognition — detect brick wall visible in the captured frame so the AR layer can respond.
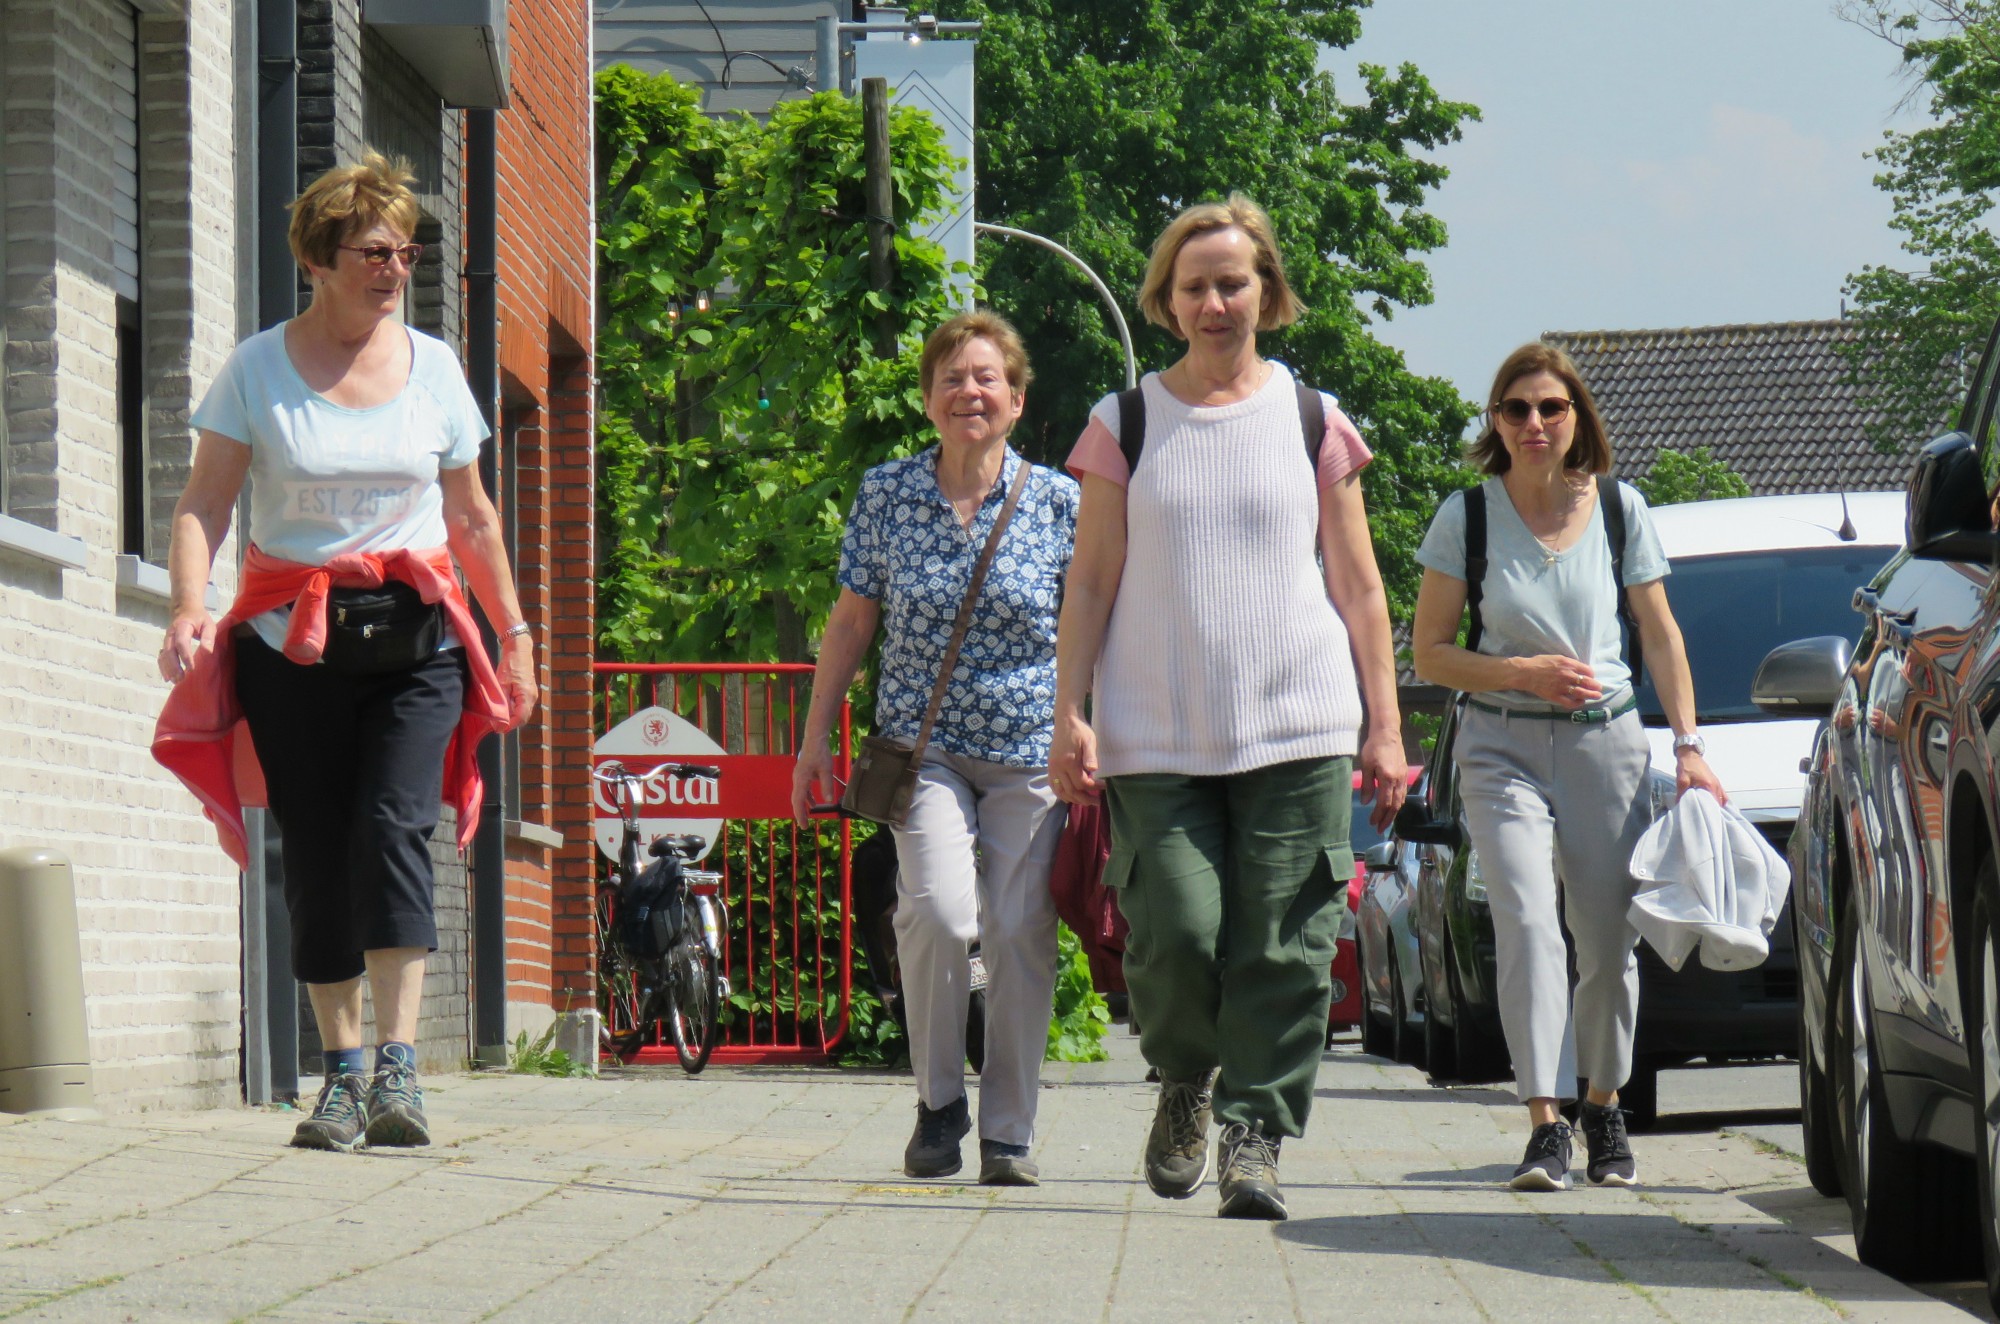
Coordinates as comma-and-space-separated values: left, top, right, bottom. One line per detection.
0, 0, 244, 1111
494, 0, 596, 1037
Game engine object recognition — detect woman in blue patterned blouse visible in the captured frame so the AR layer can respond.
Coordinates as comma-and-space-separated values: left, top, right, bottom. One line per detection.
792, 310, 1079, 1187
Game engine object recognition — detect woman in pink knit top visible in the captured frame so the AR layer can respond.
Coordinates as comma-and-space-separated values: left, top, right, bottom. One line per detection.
1050, 194, 1407, 1221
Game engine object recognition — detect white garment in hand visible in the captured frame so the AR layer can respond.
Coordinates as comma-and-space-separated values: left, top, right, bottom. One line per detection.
1627, 788, 1791, 972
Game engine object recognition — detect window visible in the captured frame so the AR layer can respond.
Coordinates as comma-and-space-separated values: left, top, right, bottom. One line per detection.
116, 296, 147, 558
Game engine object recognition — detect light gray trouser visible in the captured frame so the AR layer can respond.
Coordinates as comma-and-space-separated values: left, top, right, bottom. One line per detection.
1454, 705, 1654, 1102
890, 747, 1066, 1148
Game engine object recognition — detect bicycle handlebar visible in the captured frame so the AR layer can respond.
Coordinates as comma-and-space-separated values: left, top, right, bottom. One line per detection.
593, 760, 721, 786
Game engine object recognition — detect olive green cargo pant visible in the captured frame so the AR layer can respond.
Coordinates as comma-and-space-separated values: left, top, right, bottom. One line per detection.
1103, 755, 1353, 1138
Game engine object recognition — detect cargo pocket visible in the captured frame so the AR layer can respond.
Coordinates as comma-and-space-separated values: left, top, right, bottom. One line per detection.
1297, 847, 1351, 965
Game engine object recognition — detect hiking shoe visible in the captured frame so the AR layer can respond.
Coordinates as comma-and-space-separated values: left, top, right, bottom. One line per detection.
1578, 1100, 1639, 1187
364, 1060, 431, 1148
1217, 1122, 1287, 1220
291, 1072, 369, 1153
1143, 1068, 1215, 1199
1510, 1120, 1573, 1191
904, 1095, 970, 1178
978, 1140, 1040, 1186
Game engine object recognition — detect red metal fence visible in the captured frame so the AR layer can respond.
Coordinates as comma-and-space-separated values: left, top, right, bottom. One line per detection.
592, 663, 852, 1065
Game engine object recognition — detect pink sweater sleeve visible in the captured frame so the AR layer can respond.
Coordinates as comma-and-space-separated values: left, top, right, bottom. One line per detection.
1066, 416, 1129, 486
1317, 403, 1372, 488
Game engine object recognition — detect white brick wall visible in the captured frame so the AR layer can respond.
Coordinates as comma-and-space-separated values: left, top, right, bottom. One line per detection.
0, 0, 244, 1112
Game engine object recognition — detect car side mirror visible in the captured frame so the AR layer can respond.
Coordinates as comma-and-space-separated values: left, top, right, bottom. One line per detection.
1362, 841, 1398, 872
1752, 635, 1852, 718
1908, 430, 2000, 562
1393, 797, 1463, 850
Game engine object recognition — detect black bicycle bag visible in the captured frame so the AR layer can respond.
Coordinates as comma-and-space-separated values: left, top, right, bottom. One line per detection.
619, 855, 682, 960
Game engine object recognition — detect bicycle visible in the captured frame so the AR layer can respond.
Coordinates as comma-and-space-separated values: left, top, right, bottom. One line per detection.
593, 759, 728, 1074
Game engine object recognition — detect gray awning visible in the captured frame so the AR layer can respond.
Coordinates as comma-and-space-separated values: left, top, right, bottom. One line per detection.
365, 0, 512, 109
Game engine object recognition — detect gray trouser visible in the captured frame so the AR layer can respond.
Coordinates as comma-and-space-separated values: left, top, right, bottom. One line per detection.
890, 747, 1065, 1147
1454, 705, 1654, 1102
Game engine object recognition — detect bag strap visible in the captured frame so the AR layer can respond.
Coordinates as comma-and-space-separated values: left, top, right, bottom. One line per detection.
1598, 474, 1643, 684
1117, 387, 1146, 476
1116, 376, 1327, 478
907, 460, 1034, 765
1463, 484, 1488, 654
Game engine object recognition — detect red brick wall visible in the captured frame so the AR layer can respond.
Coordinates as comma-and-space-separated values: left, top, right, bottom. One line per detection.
490, 0, 595, 1016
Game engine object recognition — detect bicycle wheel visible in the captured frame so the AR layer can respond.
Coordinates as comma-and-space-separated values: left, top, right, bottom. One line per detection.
668, 902, 722, 1074
595, 890, 648, 1061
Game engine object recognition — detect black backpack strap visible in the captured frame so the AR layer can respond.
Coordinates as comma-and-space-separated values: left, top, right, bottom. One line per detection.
1117, 387, 1146, 476
1598, 474, 1644, 684
1463, 485, 1487, 654
1296, 381, 1326, 469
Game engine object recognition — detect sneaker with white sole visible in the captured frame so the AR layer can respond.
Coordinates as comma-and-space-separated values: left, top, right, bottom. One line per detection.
1509, 1120, 1573, 1191
1578, 1100, 1638, 1187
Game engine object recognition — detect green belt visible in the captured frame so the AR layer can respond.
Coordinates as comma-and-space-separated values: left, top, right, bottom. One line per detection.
1463, 694, 1638, 725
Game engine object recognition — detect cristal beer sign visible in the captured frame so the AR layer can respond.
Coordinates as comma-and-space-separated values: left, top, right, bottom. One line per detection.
592, 706, 726, 862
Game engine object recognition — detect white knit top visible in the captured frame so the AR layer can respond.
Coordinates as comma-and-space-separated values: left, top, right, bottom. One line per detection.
1074, 365, 1367, 777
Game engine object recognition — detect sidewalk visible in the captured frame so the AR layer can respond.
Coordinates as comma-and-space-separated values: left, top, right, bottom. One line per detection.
0, 1034, 1971, 1322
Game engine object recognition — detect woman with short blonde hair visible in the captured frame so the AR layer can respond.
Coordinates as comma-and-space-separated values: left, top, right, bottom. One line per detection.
155, 150, 535, 1154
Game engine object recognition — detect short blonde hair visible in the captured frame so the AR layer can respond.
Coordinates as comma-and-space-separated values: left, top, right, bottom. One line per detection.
919, 309, 1033, 396
288, 150, 421, 273
1137, 193, 1304, 338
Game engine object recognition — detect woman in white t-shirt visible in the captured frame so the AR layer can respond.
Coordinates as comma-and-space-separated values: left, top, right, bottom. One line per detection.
1411, 342, 1724, 1193
153, 152, 534, 1155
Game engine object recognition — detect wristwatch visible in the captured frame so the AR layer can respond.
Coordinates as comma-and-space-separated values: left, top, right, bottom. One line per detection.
501, 621, 532, 641
1672, 731, 1706, 757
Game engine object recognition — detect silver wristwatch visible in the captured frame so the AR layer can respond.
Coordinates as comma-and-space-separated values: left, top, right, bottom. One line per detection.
1672, 731, 1706, 757
501, 621, 532, 641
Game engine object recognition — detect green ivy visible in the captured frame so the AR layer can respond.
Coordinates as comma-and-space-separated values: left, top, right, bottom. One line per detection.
596, 66, 968, 664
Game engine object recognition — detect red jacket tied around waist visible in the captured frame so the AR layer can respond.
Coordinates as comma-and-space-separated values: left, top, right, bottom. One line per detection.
152, 545, 514, 868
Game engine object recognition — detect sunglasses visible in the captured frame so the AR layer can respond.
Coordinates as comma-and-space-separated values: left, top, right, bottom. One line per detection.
338, 243, 425, 268
1494, 396, 1573, 427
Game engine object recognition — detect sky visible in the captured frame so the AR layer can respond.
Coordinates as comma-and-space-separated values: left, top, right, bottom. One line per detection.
1328, 0, 1933, 410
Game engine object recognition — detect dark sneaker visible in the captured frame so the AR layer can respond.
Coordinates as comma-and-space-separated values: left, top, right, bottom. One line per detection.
364, 1060, 431, 1148
1578, 1100, 1639, 1187
1510, 1120, 1573, 1191
904, 1095, 970, 1178
977, 1139, 1040, 1187
1144, 1068, 1216, 1199
1216, 1122, 1287, 1221
291, 1072, 369, 1153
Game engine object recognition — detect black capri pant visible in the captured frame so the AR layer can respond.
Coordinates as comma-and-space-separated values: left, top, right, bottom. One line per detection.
235, 634, 467, 985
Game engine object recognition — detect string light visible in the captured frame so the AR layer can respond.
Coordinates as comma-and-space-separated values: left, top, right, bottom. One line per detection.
695, 289, 712, 313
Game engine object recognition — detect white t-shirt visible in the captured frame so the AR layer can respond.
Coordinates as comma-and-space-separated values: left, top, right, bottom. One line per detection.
191, 323, 488, 651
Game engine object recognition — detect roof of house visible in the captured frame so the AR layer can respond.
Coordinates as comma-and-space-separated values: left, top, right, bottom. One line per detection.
1541, 320, 1915, 497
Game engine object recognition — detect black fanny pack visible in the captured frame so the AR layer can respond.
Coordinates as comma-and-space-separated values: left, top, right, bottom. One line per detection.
322, 581, 444, 675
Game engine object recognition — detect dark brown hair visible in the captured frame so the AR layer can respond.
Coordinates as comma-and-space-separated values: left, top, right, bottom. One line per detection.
1465, 342, 1612, 476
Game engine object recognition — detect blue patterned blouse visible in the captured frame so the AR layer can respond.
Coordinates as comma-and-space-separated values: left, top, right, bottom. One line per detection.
838, 446, 1079, 766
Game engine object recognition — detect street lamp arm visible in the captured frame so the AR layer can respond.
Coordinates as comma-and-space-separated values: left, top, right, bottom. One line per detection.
973, 221, 1138, 390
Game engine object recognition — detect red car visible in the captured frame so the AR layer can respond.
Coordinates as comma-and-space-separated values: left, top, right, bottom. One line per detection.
1329, 767, 1419, 1038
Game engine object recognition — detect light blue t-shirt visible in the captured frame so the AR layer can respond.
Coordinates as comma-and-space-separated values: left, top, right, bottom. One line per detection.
1415, 477, 1668, 708
191, 323, 488, 652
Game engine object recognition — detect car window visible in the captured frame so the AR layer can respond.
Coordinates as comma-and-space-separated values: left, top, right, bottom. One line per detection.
1633, 546, 1897, 724
1349, 795, 1389, 856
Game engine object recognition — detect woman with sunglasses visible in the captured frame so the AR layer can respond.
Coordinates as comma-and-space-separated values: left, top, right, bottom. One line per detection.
1410, 342, 1723, 1192
154, 152, 534, 1154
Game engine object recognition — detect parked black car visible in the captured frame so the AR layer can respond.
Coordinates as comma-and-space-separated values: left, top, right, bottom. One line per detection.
1766, 324, 2000, 1303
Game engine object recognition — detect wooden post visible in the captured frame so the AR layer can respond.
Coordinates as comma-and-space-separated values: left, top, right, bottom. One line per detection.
861, 76, 897, 359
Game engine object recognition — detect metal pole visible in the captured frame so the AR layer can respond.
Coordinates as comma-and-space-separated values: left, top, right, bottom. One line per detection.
861, 77, 897, 360
973, 222, 1137, 389
815, 14, 839, 94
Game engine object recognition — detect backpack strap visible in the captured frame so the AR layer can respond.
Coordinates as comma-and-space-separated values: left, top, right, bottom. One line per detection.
1296, 381, 1326, 470
1117, 387, 1146, 476
1598, 474, 1644, 685
1463, 484, 1487, 654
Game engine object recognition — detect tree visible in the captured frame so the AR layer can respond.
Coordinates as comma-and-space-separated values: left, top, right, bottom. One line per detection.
1634, 448, 1753, 507
595, 69, 964, 662
936, 0, 1482, 618
1839, 0, 2000, 450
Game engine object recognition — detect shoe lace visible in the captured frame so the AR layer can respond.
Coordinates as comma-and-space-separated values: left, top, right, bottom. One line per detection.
373, 1062, 421, 1111
1159, 1076, 1212, 1156
1584, 1106, 1631, 1159
1524, 1120, 1572, 1162
314, 1072, 367, 1124
916, 1101, 961, 1147
1220, 1122, 1280, 1180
